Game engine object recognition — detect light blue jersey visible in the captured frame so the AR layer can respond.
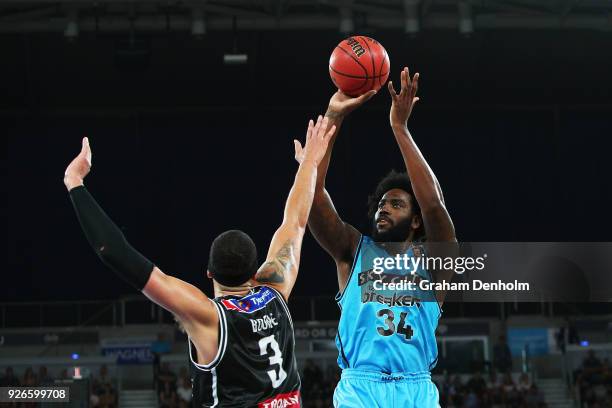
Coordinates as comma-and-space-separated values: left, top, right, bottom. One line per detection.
333, 235, 441, 407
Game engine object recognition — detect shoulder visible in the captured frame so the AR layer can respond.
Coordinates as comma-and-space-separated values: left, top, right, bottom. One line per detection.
351, 234, 367, 256
256, 285, 288, 308
257, 286, 293, 320
336, 227, 363, 264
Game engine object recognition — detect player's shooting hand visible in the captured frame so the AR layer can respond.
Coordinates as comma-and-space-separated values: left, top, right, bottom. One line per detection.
294, 115, 336, 166
388, 67, 420, 128
64, 137, 92, 190
326, 89, 377, 119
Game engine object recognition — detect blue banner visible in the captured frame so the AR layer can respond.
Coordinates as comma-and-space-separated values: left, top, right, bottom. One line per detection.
102, 343, 153, 365
507, 328, 549, 357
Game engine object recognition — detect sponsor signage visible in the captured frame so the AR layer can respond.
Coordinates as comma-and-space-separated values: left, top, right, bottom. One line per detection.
101, 339, 154, 365
294, 325, 337, 340
507, 328, 553, 357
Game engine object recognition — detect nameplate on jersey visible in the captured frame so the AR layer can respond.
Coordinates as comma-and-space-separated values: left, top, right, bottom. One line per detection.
221, 287, 276, 314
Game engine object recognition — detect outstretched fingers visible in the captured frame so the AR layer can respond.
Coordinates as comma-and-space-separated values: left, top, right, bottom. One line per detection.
305, 119, 314, 140
323, 124, 337, 142
294, 139, 303, 161
318, 117, 329, 136
411, 72, 419, 99
357, 90, 377, 104
400, 68, 409, 96
81, 137, 92, 166
388, 80, 398, 100
310, 115, 323, 140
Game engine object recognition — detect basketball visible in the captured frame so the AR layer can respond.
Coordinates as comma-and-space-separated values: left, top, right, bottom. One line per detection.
329, 36, 390, 97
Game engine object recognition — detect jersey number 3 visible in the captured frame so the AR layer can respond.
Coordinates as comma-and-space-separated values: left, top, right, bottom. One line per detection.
376, 309, 413, 340
259, 334, 288, 388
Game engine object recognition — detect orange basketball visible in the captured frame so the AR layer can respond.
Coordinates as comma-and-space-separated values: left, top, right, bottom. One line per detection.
329, 36, 390, 97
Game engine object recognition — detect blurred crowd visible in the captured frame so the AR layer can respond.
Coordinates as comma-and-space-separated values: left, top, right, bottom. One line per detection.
0, 366, 53, 408
438, 371, 547, 408
155, 363, 193, 408
0, 364, 119, 408
574, 350, 612, 407
300, 360, 341, 408
89, 364, 117, 408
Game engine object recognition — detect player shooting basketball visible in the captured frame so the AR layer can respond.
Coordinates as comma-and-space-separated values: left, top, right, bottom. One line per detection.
64, 116, 336, 407
301, 68, 457, 407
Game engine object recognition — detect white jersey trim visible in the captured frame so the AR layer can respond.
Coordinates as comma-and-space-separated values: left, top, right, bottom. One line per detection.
188, 299, 228, 372
335, 234, 364, 303
210, 367, 219, 407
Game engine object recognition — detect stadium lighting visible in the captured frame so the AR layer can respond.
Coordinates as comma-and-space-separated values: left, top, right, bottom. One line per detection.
339, 7, 354, 34
191, 8, 206, 38
404, 0, 420, 35
223, 54, 248, 64
64, 11, 79, 40
458, 0, 474, 36
224, 16, 247, 65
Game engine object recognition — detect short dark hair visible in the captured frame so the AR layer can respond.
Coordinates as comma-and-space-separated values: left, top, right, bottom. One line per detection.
208, 230, 258, 286
367, 170, 425, 239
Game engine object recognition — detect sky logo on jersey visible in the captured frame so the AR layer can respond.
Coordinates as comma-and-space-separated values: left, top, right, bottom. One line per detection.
258, 390, 301, 408
221, 287, 276, 314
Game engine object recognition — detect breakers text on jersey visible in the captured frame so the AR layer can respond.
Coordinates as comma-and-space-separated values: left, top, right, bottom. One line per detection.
360, 269, 422, 307
335, 236, 440, 373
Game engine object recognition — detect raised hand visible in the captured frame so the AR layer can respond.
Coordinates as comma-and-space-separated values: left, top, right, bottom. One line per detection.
326, 89, 377, 118
294, 116, 336, 166
64, 137, 92, 190
388, 67, 420, 128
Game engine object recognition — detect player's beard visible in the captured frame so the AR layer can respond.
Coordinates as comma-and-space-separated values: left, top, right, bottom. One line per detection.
371, 216, 413, 243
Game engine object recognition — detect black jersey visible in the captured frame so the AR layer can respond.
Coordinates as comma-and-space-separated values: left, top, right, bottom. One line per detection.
189, 286, 301, 407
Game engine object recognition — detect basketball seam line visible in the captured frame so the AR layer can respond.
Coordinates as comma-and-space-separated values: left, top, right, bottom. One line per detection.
331, 45, 368, 94
334, 45, 368, 77
329, 65, 389, 79
328, 70, 369, 93
360, 35, 376, 92
378, 48, 389, 88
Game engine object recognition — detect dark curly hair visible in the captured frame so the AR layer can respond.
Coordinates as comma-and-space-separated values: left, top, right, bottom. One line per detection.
367, 170, 425, 240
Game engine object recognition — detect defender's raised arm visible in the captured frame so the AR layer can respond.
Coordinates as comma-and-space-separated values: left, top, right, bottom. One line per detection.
254, 116, 336, 300
64, 138, 215, 328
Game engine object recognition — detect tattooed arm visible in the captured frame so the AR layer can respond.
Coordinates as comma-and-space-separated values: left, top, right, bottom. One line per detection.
256, 240, 294, 285
254, 116, 335, 300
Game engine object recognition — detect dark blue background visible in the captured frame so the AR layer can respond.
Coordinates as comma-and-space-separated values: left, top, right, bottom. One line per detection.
2, 30, 611, 301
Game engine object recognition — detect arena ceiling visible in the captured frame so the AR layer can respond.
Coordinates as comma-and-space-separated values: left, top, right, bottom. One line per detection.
0, 0, 610, 34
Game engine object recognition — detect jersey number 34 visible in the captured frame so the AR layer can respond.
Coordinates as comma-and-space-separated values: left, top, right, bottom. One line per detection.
376, 308, 414, 340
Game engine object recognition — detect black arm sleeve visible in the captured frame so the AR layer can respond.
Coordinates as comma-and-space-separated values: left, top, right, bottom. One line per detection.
69, 185, 154, 290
